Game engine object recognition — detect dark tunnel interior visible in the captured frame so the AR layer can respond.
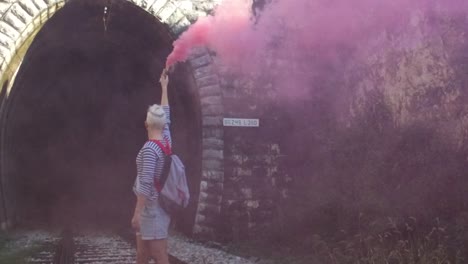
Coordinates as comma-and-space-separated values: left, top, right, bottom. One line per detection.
2, 0, 202, 233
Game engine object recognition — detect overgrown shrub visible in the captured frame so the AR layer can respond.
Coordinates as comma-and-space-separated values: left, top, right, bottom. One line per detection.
267, 89, 468, 262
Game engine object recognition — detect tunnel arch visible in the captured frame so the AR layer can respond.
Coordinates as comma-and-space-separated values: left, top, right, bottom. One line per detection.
0, 0, 224, 237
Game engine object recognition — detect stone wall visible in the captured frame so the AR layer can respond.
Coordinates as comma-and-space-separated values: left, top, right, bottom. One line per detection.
187, 48, 225, 238
213, 68, 288, 241
347, 9, 468, 146
210, 2, 468, 242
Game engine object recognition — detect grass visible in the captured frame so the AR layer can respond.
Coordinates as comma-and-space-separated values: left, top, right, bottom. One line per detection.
0, 231, 51, 264
224, 239, 319, 264
222, 217, 466, 264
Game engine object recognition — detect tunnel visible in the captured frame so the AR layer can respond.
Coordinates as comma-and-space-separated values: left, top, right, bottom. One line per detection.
0, 0, 202, 234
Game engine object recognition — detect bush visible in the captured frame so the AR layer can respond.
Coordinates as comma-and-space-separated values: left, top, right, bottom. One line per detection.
265, 90, 468, 262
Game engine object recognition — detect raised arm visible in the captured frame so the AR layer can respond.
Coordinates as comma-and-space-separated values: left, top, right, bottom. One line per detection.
160, 70, 172, 146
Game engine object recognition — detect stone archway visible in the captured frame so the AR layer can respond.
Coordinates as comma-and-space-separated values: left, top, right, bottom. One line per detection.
0, 0, 224, 237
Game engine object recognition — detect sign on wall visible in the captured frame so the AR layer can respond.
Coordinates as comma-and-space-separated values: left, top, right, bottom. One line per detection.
223, 118, 260, 127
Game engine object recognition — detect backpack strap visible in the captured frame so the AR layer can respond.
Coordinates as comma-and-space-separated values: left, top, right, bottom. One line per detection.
149, 140, 172, 192
150, 139, 172, 155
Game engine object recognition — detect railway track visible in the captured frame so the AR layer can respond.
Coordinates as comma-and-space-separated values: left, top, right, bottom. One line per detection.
19, 228, 254, 264
74, 234, 137, 263
24, 229, 184, 264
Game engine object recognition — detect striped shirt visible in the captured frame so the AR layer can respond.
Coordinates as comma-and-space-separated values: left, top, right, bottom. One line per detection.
133, 105, 172, 201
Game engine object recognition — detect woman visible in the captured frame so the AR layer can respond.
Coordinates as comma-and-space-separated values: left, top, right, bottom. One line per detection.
132, 70, 171, 264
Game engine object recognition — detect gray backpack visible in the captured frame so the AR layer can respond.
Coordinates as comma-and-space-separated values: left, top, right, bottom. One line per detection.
152, 140, 190, 215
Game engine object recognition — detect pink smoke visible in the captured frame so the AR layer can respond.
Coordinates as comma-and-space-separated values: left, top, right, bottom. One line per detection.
165, 0, 414, 67
166, 0, 468, 97
165, 0, 252, 68
165, 18, 211, 67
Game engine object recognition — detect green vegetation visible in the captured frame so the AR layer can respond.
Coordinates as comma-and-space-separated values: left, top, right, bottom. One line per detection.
226, 98, 468, 263
0, 232, 49, 264
225, 71, 468, 263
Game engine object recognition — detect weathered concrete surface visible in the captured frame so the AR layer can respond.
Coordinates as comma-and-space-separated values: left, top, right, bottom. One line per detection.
347, 10, 468, 145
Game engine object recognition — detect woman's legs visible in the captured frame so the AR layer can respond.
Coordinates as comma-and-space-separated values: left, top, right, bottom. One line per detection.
137, 199, 170, 263
148, 239, 170, 264
136, 235, 150, 264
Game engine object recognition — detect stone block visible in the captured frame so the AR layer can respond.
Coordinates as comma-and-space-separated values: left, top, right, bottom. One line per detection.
201, 216, 218, 227
202, 169, 224, 181
189, 46, 209, 59
196, 74, 218, 88
11, 4, 30, 24
0, 44, 10, 60
193, 64, 214, 79
245, 200, 260, 209
46, 1, 62, 14
45, 0, 60, 4
202, 139, 224, 151
241, 188, 253, 199
203, 159, 223, 171
0, 34, 12, 50
202, 116, 222, 127
18, 1, 37, 17
222, 188, 238, 202
199, 181, 208, 191
231, 166, 253, 177
183, 11, 200, 24
175, 0, 193, 14
190, 54, 212, 68
195, 213, 205, 224
202, 138, 223, 149
192, 1, 217, 15
198, 192, 222, 205
201, 104, 223, 116
148, 0, 168, 17
20, 20, 34, 39
0, 3, 11, 15
202, 128, 223, 138
199, 84, 221, 97
200, 95, 221, 106
4, 12, 23, 31
202, 149, 223, 160
158, 2, 176, 22
197, 202, 221, 215
229, 154, 245, 164
199, 180, 223, 195
170, 16, 190, 35
32, 0, 47, 10
165, 4, 185, 25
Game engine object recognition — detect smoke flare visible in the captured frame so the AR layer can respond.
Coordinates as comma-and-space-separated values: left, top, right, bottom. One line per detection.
165, 0, 252, 68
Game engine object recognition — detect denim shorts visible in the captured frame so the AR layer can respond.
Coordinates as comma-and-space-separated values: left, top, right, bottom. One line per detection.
138, 199, 171, 240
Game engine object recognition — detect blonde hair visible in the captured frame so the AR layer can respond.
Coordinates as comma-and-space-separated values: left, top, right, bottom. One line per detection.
146, 104, 166, 129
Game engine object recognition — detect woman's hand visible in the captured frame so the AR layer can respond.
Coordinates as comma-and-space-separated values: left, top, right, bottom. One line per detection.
160, 69, 169, 89
131, 212, 141, 231
160, 69, 169, 106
